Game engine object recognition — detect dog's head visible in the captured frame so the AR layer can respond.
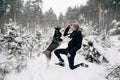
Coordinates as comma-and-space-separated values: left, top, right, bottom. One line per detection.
53, 26, 62, 42
55, 26, 61, 31
54, 26, 62, 37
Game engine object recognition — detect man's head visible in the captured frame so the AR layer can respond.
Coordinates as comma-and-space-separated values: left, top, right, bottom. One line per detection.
69, 23, 79, 31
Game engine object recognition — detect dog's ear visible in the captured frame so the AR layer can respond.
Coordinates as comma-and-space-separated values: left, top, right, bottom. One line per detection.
57, 26, 61, 30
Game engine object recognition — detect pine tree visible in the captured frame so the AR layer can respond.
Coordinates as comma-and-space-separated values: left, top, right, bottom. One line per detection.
22, 0, 43, 28
0, 24, 42, 79
0, 0, 7, 33
43, 8, 58, 28
58, 13, 66, 27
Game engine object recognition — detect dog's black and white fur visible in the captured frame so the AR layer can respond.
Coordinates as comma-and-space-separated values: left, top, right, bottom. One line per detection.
38, 27, 62, 64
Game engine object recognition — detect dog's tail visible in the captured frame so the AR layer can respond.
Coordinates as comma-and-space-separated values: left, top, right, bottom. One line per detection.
43, 51, 52, 60
37, 50, 52, 61
37, 51, 44, 57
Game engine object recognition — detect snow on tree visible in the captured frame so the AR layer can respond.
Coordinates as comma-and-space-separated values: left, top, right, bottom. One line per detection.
0, 23, 44, 79
106, 64, 120, 80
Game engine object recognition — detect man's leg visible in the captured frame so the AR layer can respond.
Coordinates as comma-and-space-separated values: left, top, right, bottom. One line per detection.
68, 54, 80, 70
68, 54, 88, 70
54, 49, 67, 62
68, 57, 79, 70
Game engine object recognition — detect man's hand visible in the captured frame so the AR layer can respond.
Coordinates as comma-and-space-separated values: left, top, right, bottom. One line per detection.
67, 53, 71, 57
67, 25, 71, 28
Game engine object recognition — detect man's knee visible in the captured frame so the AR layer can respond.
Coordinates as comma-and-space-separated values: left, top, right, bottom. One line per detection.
69, 66, 75, 70
54, 49, 59, 54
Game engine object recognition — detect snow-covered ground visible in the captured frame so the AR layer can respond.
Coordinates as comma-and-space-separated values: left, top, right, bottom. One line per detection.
105, 36, 120, 64
4, 35, 120, 80
5, 42, 106, 80
2, 24, 120, 80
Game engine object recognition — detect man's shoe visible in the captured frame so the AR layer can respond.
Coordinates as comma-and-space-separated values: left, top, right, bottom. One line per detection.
55, 62, 65, 67
79, 63, 88, 67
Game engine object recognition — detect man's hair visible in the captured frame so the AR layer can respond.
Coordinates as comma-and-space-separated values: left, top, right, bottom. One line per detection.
71, 23, 79, 30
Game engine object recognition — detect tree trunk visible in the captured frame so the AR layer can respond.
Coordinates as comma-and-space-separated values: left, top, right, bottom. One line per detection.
106, 0, 111, 32
0, 17, 4, 34
99, 0, 105, 34
13, 9, 16, 24
4, 9, 7, 24
114, 3, 118, 19
0, 11, 6, 34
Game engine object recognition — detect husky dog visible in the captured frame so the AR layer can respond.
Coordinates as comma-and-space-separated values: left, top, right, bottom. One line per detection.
38, 27, 62, 64
82, 41, 108, 64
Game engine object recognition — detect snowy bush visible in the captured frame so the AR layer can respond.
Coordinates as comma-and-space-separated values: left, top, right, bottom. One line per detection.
0, 24, 44, 79
112, 29, 120, 35
111, 20, 120, 28
80, 40, 108, 64
109, 20, 120, 35
106, 64, 120, 80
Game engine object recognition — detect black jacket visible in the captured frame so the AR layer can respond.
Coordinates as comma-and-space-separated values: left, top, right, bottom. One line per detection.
64, 27, 83, 54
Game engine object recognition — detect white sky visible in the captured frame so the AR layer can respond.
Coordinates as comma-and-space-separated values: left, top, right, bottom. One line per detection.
24, 0, 88, 17
42, 0, 88, 17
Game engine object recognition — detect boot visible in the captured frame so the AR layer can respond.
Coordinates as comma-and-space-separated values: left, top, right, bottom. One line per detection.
55, 62, 65, 67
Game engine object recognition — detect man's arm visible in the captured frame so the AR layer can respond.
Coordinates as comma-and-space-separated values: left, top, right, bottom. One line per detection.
63, 25, 70, 36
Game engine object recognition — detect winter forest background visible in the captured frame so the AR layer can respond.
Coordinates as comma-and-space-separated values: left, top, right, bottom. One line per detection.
0, 0, 120, 80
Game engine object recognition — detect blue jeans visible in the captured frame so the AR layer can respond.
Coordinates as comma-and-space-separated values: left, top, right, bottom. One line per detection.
54, 49, 80, 70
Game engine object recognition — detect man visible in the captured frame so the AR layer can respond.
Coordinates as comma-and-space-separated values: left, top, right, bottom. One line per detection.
54, 23, 88, 70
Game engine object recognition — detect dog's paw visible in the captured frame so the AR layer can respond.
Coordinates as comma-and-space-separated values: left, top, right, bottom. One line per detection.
37, 53, 40, 57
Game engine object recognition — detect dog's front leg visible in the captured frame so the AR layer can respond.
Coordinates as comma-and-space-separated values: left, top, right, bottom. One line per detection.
46, 58, 50, 68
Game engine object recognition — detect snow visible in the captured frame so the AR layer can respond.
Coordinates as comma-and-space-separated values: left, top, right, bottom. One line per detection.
104, 36, 120, 64
112, 19, 117, 25
5, 54, 107, 80
5, 38, 108, 80
15, 37, 22, 43
111, 19, 120, 28
3, 25, 120, 80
